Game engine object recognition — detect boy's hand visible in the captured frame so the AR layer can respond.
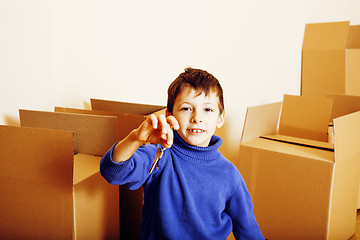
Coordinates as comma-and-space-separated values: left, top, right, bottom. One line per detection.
135, 114, 179, 148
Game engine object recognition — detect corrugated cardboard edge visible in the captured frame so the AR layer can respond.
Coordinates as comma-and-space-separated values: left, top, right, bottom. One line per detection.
328, 111, 360, 239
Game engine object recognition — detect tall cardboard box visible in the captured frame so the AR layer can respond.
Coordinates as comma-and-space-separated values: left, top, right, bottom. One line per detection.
239, 95, 360, 240
301, 21, 360, 96
57, 99, 166, 240
18, 110, 120, 239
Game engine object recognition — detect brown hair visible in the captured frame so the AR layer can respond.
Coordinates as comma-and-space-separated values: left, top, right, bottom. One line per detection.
167, 67, 224, 114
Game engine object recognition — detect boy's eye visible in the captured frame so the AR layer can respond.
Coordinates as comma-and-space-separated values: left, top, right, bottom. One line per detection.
180, 107, 191, 111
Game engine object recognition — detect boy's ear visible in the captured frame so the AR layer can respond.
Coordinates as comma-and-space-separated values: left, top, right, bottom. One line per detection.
217, 111, 225, 128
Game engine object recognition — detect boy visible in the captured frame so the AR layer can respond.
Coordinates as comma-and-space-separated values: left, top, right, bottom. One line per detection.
100, 68, 264, 239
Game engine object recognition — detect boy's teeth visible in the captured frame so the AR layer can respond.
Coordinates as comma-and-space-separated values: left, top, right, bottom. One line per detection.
190, 129, 204, 133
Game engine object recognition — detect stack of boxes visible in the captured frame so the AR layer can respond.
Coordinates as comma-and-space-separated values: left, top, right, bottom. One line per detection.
239, 21, 360, 239
0, 99, 165, 239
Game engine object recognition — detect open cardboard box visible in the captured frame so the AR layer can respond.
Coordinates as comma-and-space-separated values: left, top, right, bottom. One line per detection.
56, 99, 166, 240
301, 21, 360, 97
15, 109, 120, 239
239, 95, 360, 240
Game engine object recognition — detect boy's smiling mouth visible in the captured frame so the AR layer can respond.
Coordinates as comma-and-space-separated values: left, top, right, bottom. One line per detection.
187, 128, 205, 133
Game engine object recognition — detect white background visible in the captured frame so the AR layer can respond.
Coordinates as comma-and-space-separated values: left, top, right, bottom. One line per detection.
1, 0, 359, 166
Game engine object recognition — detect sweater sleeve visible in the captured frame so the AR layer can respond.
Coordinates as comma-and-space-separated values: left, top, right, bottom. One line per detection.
226, 177, 264, 240
100, 142, 157, 190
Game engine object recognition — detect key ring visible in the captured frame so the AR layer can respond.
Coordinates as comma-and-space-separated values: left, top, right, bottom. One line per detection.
156, 139, 165, 151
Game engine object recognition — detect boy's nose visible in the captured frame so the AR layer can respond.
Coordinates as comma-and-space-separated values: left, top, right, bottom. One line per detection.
191, 111, 202, 123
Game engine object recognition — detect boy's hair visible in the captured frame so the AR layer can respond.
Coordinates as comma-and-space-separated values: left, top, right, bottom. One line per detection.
167, 67, 224, 115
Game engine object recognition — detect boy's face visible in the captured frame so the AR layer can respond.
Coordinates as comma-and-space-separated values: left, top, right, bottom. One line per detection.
168, 87, 225, 147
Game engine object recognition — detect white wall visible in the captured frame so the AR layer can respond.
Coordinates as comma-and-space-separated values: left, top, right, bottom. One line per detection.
1, 0, 359, 166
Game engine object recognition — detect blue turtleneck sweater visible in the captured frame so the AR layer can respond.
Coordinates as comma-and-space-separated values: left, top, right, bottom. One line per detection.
100, 131, 264, 240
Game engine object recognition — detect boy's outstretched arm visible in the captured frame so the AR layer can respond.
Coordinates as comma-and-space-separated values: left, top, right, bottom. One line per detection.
112, 114, 179, 163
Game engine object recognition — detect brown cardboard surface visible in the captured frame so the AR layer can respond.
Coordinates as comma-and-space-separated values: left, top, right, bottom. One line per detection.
73, 153, 101, 185
301, 21, 360, 97
302, 21, 349, 50
302, 50, 346, 95
19, 109, 118, 156
346, 49, 360, 96
240, 102, 282, 143
347, 25, 360, 49
239, 100, 360, 239
91, 98, 165, 115
240, 140, 334, 239
279, 95, 332, 142
328, 111, 360, 239
327, 93, 360, 121
73, 154, 120, 240
0, 125, 74, 239
55, 106, 145, 141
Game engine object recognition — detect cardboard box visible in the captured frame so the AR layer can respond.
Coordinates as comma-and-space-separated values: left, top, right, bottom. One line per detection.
20, 109, 118, 156
239, 95, 360, 240
57, 99, 166, 240
54, 107, 146, 142
91, 99, 166, 240
17, 109, 120, 239
301, 21, 360, 97
0, 125, 74, 239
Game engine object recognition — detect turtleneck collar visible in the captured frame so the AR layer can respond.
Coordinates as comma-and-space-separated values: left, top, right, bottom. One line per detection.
170, 130, 223, 161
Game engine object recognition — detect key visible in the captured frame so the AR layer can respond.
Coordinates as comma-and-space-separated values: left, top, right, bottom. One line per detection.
149, 144, 164, 174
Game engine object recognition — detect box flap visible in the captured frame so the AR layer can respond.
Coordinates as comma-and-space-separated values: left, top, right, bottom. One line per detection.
0, 125, 74, 239
347, 25, 360, 49
73, 153, 101, 185
55, 107, 145, 140
328, 110, 360, 239
303, 21, 350, 50
260, 134, 334, 151
327, 93, 360, 121
19, 109, 118, 156
91, 98, 166, 115
279, 95, 332, 142
240, 102, 282, 144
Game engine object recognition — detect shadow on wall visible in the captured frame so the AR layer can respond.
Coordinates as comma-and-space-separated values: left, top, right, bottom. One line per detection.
215, 117, 242, 170
5, 116, 20, 127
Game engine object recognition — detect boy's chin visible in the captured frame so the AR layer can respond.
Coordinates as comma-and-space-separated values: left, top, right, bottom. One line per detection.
180, 133, 211, 147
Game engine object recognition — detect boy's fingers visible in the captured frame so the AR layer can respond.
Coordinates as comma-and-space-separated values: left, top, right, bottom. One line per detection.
148, 114, 158, 129
166, 115, 179, 130
158, 114, 168, 136
165, 124, 174, 147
